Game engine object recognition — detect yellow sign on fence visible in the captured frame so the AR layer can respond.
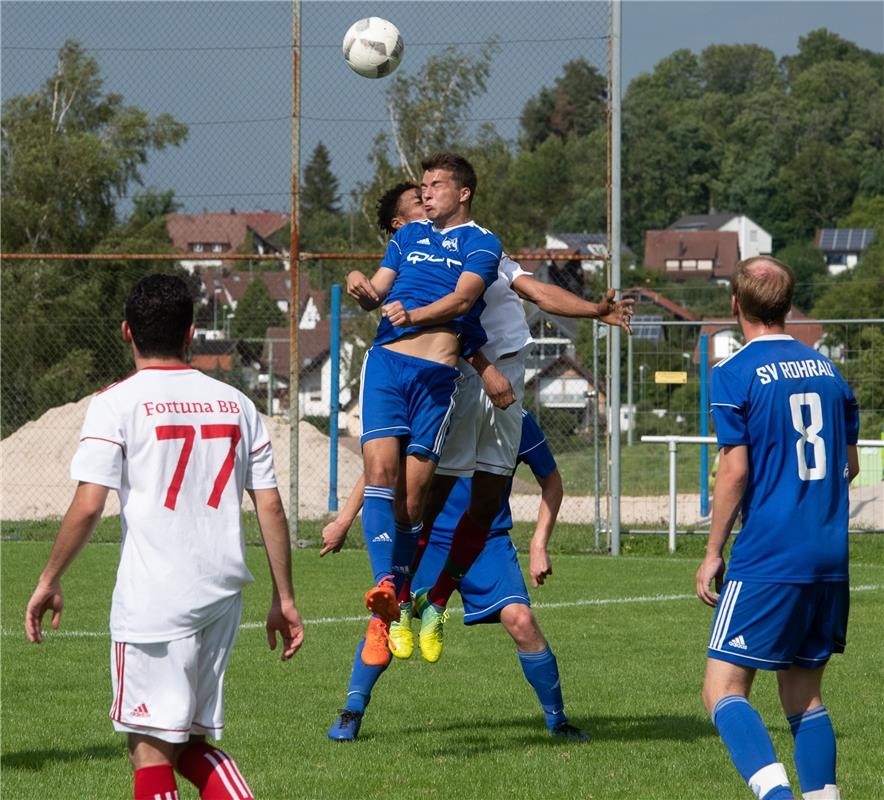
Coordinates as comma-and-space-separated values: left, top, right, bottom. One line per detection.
654, 371, 688, 384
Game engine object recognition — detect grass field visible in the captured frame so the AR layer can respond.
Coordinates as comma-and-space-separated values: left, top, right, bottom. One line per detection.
3, 535, 883, 799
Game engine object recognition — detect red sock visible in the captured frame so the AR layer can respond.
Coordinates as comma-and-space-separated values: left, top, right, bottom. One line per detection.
398, 527, 432, 603
134, 764, 178, 800
428, 512, 488, 607
177, 742, 253, 800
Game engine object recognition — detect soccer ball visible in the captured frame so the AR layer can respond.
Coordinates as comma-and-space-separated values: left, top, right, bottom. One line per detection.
342, 17, 404, 79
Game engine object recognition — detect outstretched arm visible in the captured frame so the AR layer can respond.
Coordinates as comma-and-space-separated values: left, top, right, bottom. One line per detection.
347, 267, 397, 311
696, 445, 748, 607
529, 468, 564, 587
249, 488, 305, 660
320, 473, 366, 556
511, 276, 634, 333
25, 482, 109, 643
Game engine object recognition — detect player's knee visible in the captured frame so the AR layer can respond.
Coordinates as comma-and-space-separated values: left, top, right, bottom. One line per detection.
501, 605, 545, 650
364, 464, 397, 488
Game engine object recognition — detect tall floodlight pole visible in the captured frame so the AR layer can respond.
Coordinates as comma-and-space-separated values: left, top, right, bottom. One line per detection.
609, 0, 623, 555
289, 0, 301, 537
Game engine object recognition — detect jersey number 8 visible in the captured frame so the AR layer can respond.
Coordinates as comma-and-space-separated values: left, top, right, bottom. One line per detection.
789, 392, 826, 481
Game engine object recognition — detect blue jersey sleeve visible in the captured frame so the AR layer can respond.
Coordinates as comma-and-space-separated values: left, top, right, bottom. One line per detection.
463, 237, 502, 288
710, 364, 749, 447
518, 412, 557, 479
379, 229, 405, 271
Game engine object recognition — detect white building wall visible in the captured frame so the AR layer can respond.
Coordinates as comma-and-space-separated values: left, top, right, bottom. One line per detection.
719, 216, 772, 259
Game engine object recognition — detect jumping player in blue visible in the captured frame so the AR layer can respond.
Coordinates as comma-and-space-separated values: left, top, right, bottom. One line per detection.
346, 153, 501, 666
322, 411, 588, 743
696, 257, 860, 800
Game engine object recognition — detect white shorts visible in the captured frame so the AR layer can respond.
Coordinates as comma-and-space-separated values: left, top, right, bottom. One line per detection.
109, 595, 242, 744
436, 350, 526, 477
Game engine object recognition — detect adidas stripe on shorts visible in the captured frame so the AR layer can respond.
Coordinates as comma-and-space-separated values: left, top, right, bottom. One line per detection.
707, 579, 849, 670
110, 595, 242, 743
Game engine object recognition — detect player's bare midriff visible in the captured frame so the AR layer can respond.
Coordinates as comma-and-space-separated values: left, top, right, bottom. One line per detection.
381, 327, 459, 367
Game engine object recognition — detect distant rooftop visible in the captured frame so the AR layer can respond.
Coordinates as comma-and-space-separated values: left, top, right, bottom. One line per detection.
815, 229, 875, 253
669, 213, 738, 231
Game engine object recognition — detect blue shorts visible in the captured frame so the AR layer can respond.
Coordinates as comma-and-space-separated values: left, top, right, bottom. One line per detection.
707, 580, 849, 670
359, 346, 461, 462
413, 533, 530, 625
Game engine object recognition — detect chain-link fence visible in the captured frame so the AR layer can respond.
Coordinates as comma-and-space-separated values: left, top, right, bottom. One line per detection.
1, 2, 615, 528
6, 4, 879, 536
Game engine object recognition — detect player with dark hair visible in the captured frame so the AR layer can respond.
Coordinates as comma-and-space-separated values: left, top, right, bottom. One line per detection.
365, 182, 632, 665
696, 256, 860, 800
25, 273, 304, 800
345, 152, 504, 666
375, 181, 422, 235
323, 410, 588, 743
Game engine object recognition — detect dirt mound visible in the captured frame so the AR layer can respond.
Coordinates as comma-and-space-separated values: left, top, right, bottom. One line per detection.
0, 395, 361, 521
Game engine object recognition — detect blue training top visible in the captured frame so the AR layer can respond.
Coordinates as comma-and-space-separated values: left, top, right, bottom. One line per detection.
711, 334, 859, 583
431, 410, 557, 545
374, 219, 501, 357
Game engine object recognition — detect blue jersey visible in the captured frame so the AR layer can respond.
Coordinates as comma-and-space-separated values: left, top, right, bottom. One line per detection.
374, 219, 501, 356
432, 410, 556, 545
710, 335, 859, 583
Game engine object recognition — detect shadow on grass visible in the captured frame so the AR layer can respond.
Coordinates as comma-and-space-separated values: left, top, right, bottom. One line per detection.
388, 711, 713, 754
2, 744, 120, 771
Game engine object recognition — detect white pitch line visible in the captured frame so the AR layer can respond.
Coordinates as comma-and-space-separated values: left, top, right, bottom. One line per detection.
7, 584, 883, 640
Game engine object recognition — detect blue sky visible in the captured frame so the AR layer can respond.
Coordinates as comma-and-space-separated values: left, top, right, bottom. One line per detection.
2, 1, 882, 215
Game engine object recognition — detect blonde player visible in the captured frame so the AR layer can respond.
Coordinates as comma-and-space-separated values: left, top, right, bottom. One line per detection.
25, 274, 304, 800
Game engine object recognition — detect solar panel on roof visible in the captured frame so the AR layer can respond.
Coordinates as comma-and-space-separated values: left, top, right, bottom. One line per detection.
819, 229, 874, 252
632, 315, 664, 342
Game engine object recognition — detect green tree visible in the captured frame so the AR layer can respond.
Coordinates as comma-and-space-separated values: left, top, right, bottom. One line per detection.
303, 142, 340, 216
301, 142, 348, 251
0, 43, 188, 436
519, 59, 607, 149
1, 40, 187, 252
230, 278, 286, 342
376, 42, 498, 182
775, 240, 829, 312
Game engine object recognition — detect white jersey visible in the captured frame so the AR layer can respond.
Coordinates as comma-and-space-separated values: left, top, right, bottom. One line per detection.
478, 253, 533, 363
70, 366, 277, 643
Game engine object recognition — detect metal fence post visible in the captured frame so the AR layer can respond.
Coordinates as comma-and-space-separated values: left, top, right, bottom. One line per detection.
328, 284, 341, 513
668, 438, 678, 553
267, 339, 274, 415
700, 333, 709, 517
593, 319, 602, 550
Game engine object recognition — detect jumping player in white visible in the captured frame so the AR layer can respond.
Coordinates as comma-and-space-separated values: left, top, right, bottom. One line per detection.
25, 274, 304, 800
696, 257, 860, 800
357, 180, 633, 664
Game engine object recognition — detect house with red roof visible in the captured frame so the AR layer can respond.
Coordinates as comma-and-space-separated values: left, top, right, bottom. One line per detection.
166, 209, 289, 271
643, 230, 740, 283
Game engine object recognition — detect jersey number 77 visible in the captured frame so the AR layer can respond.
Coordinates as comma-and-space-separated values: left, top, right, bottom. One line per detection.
155, 424, 242, 510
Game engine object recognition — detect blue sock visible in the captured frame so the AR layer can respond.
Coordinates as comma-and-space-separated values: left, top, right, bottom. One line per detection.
391, 522, 421, 596
518, 647, 567, 729
712, 696, 793, 799
344, 640, 389, 714
362, 486, 395, 584
788, 705, 836, 794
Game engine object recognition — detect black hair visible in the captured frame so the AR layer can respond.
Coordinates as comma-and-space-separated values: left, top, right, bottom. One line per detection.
376, 181, 419, 234
124, 274, 194, 358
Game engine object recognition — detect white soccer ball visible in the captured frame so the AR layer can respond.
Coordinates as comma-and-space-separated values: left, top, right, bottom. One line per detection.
342, 17, 404, 79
